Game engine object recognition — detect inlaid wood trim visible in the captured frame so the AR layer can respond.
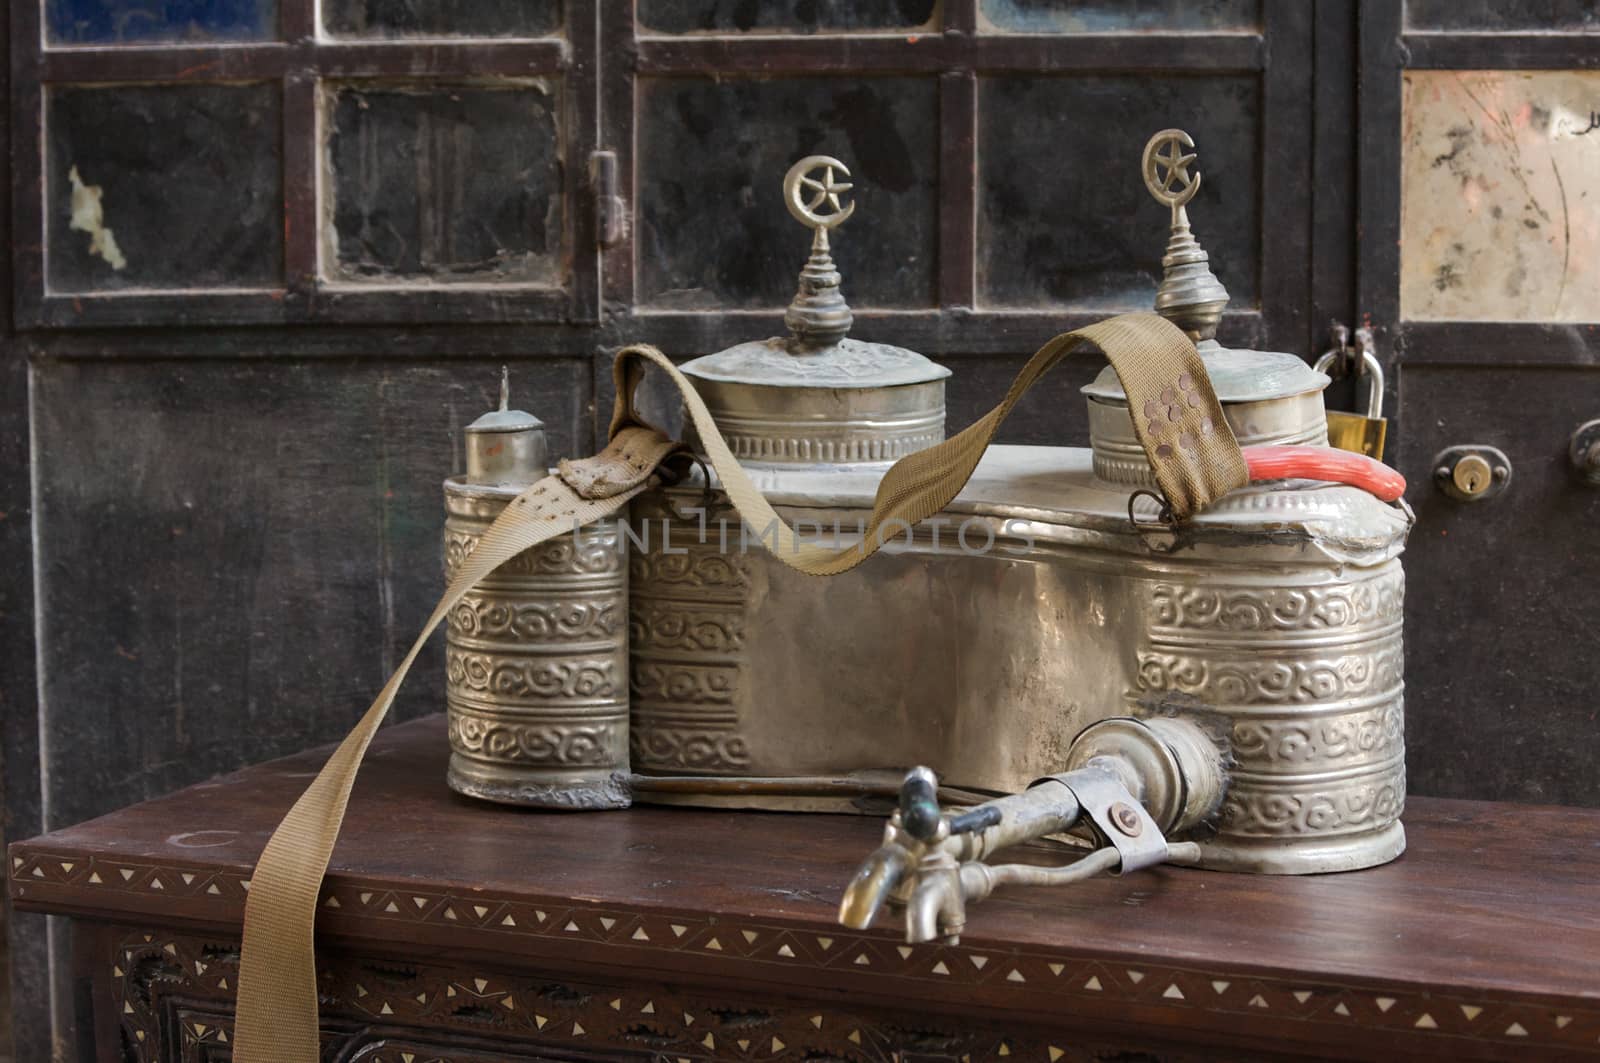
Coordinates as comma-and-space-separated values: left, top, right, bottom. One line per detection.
20, 848, 1600, 1056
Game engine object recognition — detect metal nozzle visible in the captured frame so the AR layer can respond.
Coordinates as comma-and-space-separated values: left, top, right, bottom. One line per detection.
838, 838, 914, 930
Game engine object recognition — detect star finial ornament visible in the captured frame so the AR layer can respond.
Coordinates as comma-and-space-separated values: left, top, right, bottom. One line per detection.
1142, 128, 1202, 217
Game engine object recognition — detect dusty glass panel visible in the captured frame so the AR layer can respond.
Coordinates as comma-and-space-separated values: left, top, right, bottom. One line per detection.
46, 0, 276, 44
978, 75, 1260, 310
1401, 71, 1600, 323
323, 0, 559, 39
1405, 0, 1600, 32
636, 77, 937, 309
47, 84, 282, 292
639, 0, 938, 34
325, 82, 563, 285
979, 0, 1258, 33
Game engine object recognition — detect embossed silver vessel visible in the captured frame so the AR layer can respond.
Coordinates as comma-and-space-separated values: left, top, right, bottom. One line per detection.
444, 374, 631, 809
630, 139, 1411, 878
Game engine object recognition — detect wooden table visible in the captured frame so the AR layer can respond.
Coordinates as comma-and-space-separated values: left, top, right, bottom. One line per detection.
9, 715, 1600, 1061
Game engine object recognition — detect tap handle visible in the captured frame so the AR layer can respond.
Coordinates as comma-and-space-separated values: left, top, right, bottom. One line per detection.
899, 767, 1003, 843
899, 767, 943, 841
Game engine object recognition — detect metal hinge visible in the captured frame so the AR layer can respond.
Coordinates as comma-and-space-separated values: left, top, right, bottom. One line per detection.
589, 150, 625, 248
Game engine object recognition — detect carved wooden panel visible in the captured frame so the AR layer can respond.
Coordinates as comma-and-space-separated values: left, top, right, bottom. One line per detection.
101, 927, 1249, 1062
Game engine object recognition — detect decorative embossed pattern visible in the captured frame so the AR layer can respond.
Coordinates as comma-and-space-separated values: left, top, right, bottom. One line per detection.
632, 727, 751, 771
630, 526, 753, 775
41, 866, 1598, 1060
449, 594, 621, 643
1150, 575, 1403, 636
1222, 773, 1406, 838
629, 600, 745, 654
1135, 645, 1403, 705
628, 544, 750, 597
721, 426, 944, 464
448, 716, 621, 766
443, 521, 625, 584
448, 650, 619, 701
1231, 702, 1404, 771
110, 929, 1227, 1063
1136, 567, 1406, 854
442, 506, 628, 792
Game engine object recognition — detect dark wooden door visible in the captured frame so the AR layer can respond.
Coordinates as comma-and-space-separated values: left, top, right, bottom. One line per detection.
596, 0, 1318, 446
1356, 0, 1600, 806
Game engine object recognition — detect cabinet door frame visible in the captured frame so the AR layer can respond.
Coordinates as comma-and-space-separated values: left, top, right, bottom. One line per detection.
1356, 0, 1600, 465
601, 0, 1317, 359
10, 0, 601, 329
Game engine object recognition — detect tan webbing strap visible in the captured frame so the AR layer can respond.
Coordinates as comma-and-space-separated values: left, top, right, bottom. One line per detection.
233, 312, 1243, 1060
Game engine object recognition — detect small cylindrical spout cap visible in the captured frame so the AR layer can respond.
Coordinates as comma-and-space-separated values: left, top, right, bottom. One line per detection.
464, 367, 548, 486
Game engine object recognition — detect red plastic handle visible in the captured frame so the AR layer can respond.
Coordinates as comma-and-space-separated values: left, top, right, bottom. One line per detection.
1243, 445, 1406, 502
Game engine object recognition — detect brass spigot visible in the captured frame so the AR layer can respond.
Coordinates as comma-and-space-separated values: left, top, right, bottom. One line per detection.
838, 717, 1226, 945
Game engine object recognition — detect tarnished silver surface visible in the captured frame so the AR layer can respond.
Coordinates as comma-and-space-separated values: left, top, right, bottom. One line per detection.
630, 443, 1410, 874
678, 155, 948, 467
442, 375, 631, 809
1086, 390, 1328, 486
444, 481, 631, 809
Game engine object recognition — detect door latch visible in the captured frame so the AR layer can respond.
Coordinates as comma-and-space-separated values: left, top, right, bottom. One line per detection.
590, 150, 625, 248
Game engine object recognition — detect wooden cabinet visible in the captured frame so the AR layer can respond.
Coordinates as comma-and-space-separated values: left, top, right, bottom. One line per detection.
13, 717, 1600, 1061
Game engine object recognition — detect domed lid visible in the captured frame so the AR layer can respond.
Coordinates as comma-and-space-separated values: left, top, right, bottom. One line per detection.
463, 368, 548, 486
678, 156, 949, 465
1081, 129, 1327, 406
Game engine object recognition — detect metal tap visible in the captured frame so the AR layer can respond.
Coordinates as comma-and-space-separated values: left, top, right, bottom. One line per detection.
839, 717, 1226, 945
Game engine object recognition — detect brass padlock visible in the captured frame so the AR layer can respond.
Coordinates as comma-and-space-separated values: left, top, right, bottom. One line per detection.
1313, 325, 1388, 461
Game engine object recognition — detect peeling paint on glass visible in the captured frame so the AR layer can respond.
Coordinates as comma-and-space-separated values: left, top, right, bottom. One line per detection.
47, 84, 283, 291
323, 83, 564, 286
47, 0, 276, 43
979, 0, 1257, 33
322, 0, 559, 39
1401, 71, 1600, 323
639, 0, 938, 34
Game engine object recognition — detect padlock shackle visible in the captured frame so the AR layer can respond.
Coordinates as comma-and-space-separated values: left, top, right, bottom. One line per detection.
1243, 445, 1406, 502
1313, 331, 1385, 419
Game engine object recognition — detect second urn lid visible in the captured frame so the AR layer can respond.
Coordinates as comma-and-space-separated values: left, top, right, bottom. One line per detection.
1081, 129, 1330, 485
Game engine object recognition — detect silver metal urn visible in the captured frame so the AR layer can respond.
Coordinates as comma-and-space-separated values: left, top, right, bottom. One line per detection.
629, 137, 1411, 886
443, 373, 632, 809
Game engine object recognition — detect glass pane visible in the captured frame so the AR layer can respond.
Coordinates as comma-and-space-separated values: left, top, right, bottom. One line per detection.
636, 77, 938, 310
977, 75, 1260, 310
1401, 71, 1600, 323
979, 0, 1258, 33
1406, 0, 1600, 32
639, 0, 938, 34
46, 0, 276, 44
325, 83, 564, 285
47, 84, 282, 292
323, 0, 559, 39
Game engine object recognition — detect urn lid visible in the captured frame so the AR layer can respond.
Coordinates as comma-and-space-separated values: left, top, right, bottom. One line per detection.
678, 156, 949, 465
463, 368, 549, 486
1081, 129, 1328, 407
